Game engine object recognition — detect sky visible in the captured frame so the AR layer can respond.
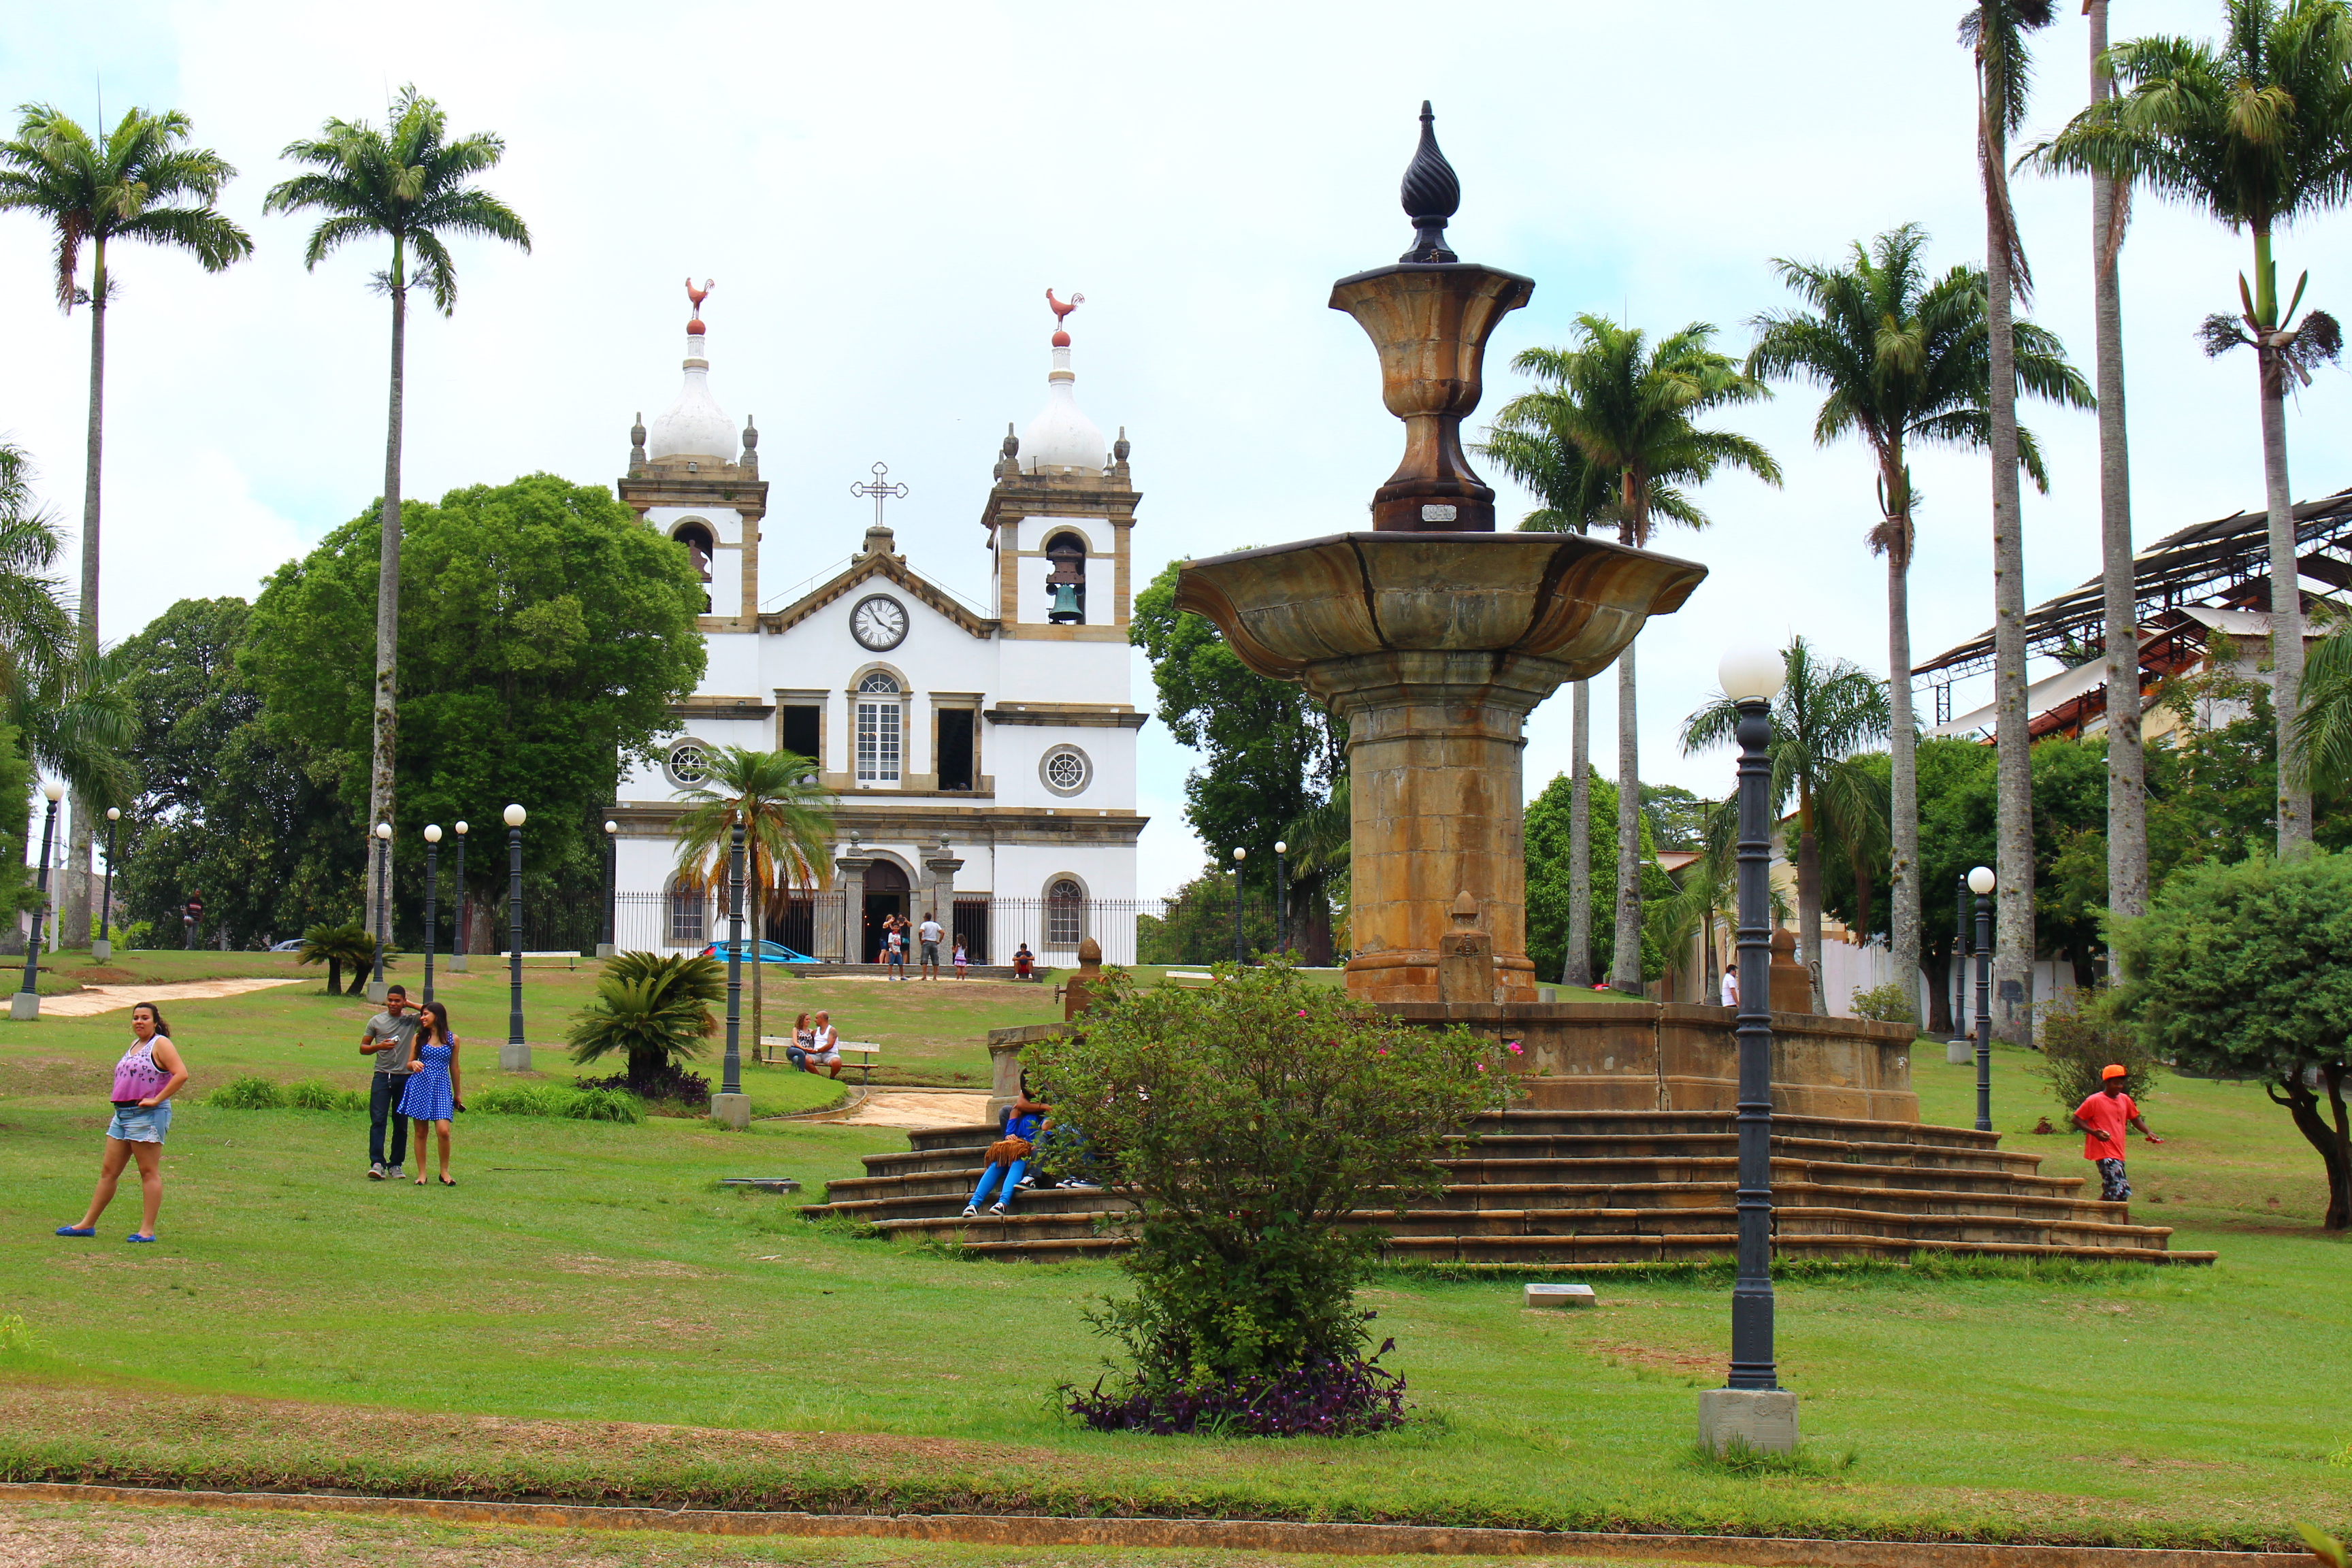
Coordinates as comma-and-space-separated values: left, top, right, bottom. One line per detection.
6, 0, 2351, 898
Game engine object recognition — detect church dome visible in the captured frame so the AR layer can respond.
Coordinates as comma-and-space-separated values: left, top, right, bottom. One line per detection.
648, 323, 737, 463
1022, 299, 1107, 476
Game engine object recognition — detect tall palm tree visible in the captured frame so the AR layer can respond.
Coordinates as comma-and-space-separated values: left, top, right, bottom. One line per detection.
0, 103, 251, 941
1682, 638, 1891, 1013
1497, 318, 1781, 994
2033, 0, 2352, 857
1965, 0, 2060, 1039
671, 747, 832, 1049
265, 86, 530, 919
0, 443, 76, 698
1478, 418, 1619, 987
1746, 224, 2090, 1020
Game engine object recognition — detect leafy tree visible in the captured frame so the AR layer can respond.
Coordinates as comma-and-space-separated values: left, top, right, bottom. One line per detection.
1131, 559, 1344, 958
2112, 849, 2352, 1228
241, 474, 706, 937
671, 747, 831, 1048
0, 105, 252, 941
0, 443, 75, 696
115, 597, 353, 948
297, 920, 383, 996
1682, 636, 1889, 1011
264, 85, 532, 913
1748, 222, 2089, 1016
2034, 0, 2352, 853
1028, 962, 1508, 1432
1493, 320, 1780, 992
1526, 769, 1672, 987
566, 951, 722, 1089
1136, 864, 1277, 966
1967, 0, 2062, 1043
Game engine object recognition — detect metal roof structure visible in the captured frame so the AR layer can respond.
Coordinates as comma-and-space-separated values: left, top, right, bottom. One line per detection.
1911, 487, 2352, 687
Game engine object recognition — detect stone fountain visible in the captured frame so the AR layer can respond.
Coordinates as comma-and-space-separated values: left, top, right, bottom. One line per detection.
1174, 104, 1703, 1007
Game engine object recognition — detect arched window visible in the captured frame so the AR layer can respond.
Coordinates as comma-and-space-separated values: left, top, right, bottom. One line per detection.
1046, 877, 1085, 945
1043, 533, 1087, 625
670, 521, 715, 582
855, 671, 902, 784
668, 879, 707, 945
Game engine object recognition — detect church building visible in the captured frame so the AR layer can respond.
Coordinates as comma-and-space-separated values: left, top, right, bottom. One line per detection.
608, 284, 1149, 966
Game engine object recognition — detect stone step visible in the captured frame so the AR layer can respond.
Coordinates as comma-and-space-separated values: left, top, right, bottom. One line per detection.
1384, 1232, 2214, 1266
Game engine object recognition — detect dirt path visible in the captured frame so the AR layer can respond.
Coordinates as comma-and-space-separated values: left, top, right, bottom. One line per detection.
37, 979, 306, 1018
817, 1088, 993, 1130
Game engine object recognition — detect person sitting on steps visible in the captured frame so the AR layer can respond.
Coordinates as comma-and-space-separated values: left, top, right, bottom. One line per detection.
964, 1076, 1050, 1218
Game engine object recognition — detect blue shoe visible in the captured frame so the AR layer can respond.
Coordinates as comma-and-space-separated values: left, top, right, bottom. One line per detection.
125, 1233, 157, 1243
54, 1226, 93, 1237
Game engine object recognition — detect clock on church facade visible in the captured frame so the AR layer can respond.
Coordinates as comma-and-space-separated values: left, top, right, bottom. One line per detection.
606, 285, 1148, 970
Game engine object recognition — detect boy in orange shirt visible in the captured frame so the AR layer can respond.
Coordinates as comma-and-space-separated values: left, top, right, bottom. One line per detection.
2071, 1064, 2161, 1202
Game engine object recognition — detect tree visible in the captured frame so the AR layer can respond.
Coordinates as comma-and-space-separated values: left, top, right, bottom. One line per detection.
116, 597, 353, 948
1494, 319, 1780, 993
1524, 768, 1674, 987
1747, 223, 2090, 1017
264, 85, 532, 926
2033, 0, 2352, 856
0, 103, 252, 942
242, 474, 707, 941
296, 920, 381, 996
2112, 849, 2352, 1229
566, 951, 723, 1089
1682, 637, 1890, 1011
1967, 0, 2061, 1042
1131, 559, 1345, 957
1480, 407, 1622, 985
0, 443, 75, 698
1028, 962, 1508, 1433
670, 747, 832, 1050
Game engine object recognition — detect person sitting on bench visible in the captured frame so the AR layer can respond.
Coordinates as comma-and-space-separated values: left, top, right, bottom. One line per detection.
964, 1077, 1050, 1218
796, 1012, 844, 1079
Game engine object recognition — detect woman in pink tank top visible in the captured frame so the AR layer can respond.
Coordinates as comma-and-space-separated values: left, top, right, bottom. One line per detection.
56, 1002, 188, 1243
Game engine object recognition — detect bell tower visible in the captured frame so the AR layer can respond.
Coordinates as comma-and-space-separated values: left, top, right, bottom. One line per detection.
979, 291, 1138, 642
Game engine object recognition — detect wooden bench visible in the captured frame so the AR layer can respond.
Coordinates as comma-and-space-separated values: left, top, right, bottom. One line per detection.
518, 950, 585, 970
753, 1036, 882, 1083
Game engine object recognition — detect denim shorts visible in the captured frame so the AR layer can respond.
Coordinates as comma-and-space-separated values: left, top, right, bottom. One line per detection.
107, 1102, 172, 1143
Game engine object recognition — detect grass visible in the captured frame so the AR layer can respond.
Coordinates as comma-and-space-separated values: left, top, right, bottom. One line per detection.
1, 970, 2348, 1545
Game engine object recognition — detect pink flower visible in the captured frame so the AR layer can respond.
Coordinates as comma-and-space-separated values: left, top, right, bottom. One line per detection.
1475, 1062, 1488, 1073
1376, 1047, 1388, 1058
1505, 1041, 1524, 1056
1296, 1009, 1307, 1016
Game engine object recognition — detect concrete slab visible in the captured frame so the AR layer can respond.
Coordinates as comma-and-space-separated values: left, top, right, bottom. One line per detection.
1524, 1282, 1596, 1308
1698, 1387, 1799, 1456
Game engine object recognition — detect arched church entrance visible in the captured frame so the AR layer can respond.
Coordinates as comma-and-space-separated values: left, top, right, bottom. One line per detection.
863, 859, 909, 963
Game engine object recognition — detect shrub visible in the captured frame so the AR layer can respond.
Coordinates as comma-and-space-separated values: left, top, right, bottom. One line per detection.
1026, 959, 1510, 1435
280, 1079, 365, 1113
207, 1075, 284, 1110
296, 921, 394, 996
576, 1062, 709, 1109
1849, 981, 1918, 1025
468, 1083, 644, 1123
567, 952, 721, 1088
2034, 987, 2159, 1111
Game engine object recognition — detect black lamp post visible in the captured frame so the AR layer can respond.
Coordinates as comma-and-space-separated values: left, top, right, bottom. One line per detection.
12, 781, 63, 1019
95, 806, 120, 962
1230, 845, 1247, 966
1716, 647, 1785, 1395
600, 818, 619, 959
422, 824, 442, 1004
1273, 838, 1289, 960
1970, 865, 1996, 1133
451, 822, 468, 973
504, 804, 527, 1071
369, 822, 392, 1001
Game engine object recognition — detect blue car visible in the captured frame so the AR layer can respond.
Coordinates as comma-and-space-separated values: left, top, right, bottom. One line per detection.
699, 938, 813, 965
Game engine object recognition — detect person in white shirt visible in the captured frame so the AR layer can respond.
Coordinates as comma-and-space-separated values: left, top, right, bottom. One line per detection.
800, 1011, 844, 1079
917, 912, 945, 981
1719, 966, 1740, 1009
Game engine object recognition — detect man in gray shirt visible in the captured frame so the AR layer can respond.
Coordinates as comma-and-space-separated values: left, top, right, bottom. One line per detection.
362, 985, 419, 1181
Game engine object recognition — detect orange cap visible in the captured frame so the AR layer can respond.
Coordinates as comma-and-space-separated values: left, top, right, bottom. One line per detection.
2101, 1064, 2127, 1079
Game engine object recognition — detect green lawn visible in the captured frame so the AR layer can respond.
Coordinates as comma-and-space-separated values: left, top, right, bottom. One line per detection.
1, 975, 2347, 1546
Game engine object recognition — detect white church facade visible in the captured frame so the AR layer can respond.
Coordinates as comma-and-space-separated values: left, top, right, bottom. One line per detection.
608, 287, 1149, 966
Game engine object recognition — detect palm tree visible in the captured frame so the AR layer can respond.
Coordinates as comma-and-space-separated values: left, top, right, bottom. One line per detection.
1965, 0, 2061, 1039
1746, 223, 2090, 1020
2033, 0, 2352, 857
264, 86, 531, 921
671, 747, 832, 1048
567, 952, 723, 1089
0, 443, 76, 698
1477, 419, 1619, 987
0, 103, 251, 942
297, 919, 383, 996
1494, 318, 1781, 994
1681, 638, 1891, 1013
3, 644, 140, 845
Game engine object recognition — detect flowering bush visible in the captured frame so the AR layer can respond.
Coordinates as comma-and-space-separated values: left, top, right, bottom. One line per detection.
1028, 959, 1511, 1435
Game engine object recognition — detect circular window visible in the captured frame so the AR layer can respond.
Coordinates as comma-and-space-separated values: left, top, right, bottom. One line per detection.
666, 740, 713, 788
1039, 745, 1091, 797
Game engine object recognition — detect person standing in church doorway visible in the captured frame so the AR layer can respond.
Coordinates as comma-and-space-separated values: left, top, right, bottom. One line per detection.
917, 911, 944, 981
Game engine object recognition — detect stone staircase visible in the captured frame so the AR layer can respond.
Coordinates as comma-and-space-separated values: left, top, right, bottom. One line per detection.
800, 1109, 2215, 1266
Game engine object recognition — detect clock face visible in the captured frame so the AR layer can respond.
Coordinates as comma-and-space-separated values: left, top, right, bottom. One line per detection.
850, 593, 909, 651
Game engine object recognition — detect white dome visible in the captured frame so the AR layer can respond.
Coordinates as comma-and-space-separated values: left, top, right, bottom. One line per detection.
647, 331, 736, 463
1022, 345, 1105, 476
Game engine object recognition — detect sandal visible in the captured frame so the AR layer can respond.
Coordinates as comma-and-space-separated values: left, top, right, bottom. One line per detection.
54, 1226, 94, 1237
127, 1234, 157, 1243
414, 1177, 427, 1186
438, 1175, 456, 1187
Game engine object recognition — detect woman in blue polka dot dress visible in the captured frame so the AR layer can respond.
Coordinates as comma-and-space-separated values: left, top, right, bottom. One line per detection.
396, 1000, 463, 1187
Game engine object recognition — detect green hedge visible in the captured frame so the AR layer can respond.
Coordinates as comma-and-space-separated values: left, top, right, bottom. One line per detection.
206, 1076, 641, 1124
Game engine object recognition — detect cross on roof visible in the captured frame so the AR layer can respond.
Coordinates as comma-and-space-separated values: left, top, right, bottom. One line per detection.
851, 461, 910, 529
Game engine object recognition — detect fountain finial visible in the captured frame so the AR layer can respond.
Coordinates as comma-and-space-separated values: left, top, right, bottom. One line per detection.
1400, 101, 1460, 264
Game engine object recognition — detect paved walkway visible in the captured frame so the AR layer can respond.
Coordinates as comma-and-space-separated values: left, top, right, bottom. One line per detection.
37, 978, 305, 1017
817, 1088, 992, 1130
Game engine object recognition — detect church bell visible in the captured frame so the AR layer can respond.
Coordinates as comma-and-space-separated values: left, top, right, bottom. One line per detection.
1047, 581, 1083, 623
